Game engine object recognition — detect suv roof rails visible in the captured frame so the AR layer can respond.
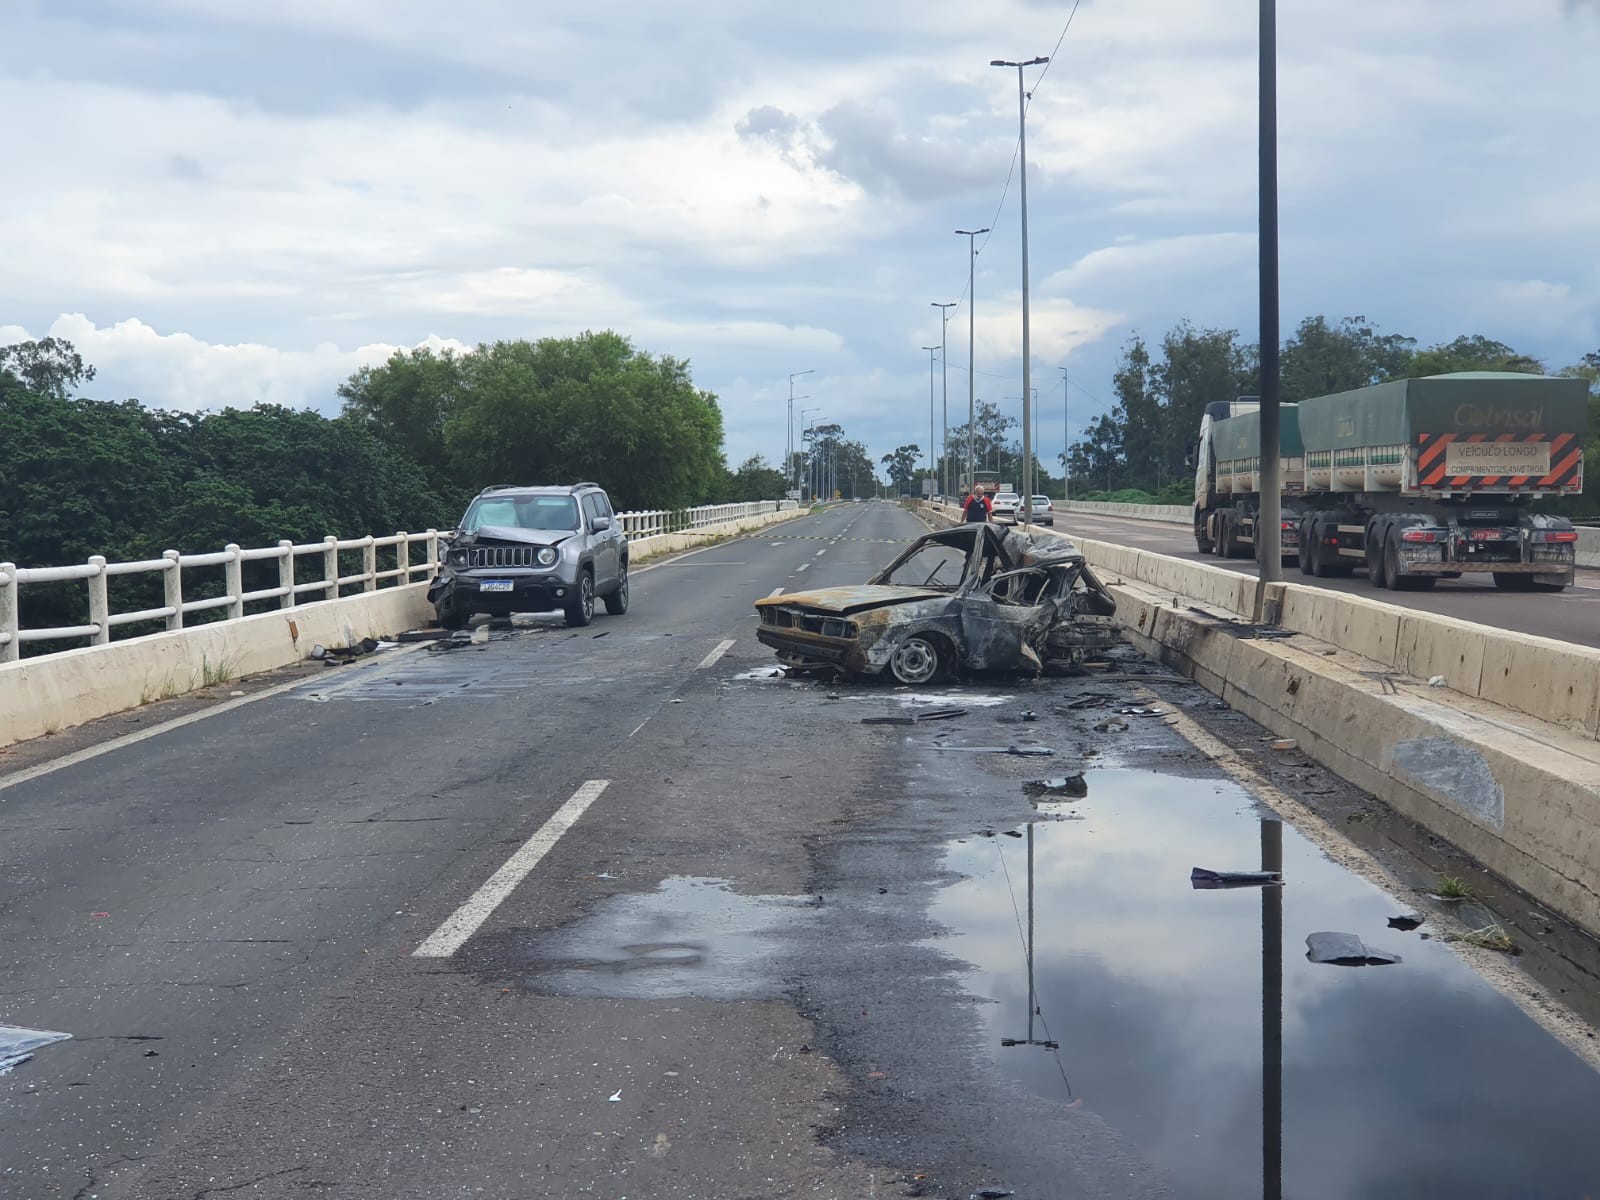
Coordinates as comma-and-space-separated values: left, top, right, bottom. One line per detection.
570, 481, 600, 491
476, 484, 520, 497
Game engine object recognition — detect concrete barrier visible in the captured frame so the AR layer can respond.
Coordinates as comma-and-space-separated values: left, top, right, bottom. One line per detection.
1057, 500, 1190, 525
1578, 527, 1600, 569
0, 504, 810, 750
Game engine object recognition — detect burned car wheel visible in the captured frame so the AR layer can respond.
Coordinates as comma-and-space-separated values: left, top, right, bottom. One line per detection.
889, 635, 944, 685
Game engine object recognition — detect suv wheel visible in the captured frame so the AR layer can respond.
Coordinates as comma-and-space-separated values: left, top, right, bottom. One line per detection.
436, 599, 470, 630
604, 562, 630, 616
565, 570, 595, 627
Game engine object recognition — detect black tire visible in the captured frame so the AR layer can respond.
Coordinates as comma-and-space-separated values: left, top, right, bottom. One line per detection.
1493, 572, 1535, 591
564, 570, 595, 627
603, 562, 630, 616
1439, 571, 1463, 580
888, 635, 944, 685
1530, 581, 1566, 593
436, 599, 470, 630
1368, 539, 1388, 589
1384, 538, 1406, 590
1298, 530, 1316, 576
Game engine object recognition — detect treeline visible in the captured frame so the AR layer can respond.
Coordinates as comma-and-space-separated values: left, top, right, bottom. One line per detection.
0, 331, 786, 644
1069, 316, 1600, 515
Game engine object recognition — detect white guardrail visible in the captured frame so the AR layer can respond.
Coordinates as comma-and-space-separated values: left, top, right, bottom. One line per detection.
0, 500, 800, 662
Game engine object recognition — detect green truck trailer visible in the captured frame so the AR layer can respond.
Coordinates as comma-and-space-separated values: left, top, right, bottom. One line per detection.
1193, 372, 1587, 590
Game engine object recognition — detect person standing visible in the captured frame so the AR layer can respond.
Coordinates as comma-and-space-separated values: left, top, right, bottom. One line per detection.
962, 487, 991, 524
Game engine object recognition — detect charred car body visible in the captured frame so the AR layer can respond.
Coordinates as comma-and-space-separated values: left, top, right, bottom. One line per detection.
428, 483, 629, 629
754, 525, 1120, 684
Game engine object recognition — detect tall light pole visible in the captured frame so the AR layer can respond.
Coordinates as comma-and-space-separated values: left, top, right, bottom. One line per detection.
921, 344, 939, 499
801, 407, 821, 501
956, 228, 989, 495
1060, 366, 1070, 504
992, 55, 1048, 530
787, 370, 813, 497
1258, 0, 1283, 583
932, 302, 955, 500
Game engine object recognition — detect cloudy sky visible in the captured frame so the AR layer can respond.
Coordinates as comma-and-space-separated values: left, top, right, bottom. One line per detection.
5, 0, 1599, 476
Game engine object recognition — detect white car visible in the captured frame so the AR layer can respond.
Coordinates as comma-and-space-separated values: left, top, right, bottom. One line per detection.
1029, 496, 1054, 526
990, 491, 1022, 523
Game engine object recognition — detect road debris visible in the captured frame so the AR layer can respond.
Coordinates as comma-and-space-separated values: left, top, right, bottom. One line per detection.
1092, 717, 1130, 733
931, 744, 1056, 757
1388, 915, 1424, 931
1117, 706, 1165, 717
861, 707, 966, 725
395, 628, 450, 642
1190, 867, 1284, 890
1305, 931, 1402, 966
608, 1090, 622, 1102
1025, 775, 1088, 798
1, 1025, 72, 1076
1269, 738, 1297, 751
1428, 675, 1447, 687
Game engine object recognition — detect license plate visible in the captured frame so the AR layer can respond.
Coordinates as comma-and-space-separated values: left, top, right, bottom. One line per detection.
480, 580, 515, 592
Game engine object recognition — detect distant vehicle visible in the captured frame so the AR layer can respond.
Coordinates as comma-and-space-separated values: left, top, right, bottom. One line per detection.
1192, 373, 1585, 590
429, 482, 629, 629
1029, 496, 1054, 526
990, 491, 1022, 524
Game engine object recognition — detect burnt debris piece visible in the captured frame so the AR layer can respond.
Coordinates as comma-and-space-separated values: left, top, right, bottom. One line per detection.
861, 707, 966, 726
752, 524, 1120, 686
1190, 867, 1284, 890
1388, 915, 1425, 931
1025, 775, 1089, 798
1305, 931, 1402, 966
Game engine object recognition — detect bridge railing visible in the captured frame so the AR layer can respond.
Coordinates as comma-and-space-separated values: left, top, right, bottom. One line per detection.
615, 499, 797, 540
0, 531, 442, 663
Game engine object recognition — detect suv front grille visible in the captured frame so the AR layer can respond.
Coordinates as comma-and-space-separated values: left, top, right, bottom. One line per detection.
467, 544, 543, 568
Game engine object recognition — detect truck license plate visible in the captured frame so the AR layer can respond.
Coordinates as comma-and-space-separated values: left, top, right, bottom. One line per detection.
480, 580, 515, 592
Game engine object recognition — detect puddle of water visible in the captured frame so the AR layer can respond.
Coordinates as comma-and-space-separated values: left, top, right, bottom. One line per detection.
933, 768, 1600, 1198
506, 877, 804, 1001
1, 1025, 71, 1076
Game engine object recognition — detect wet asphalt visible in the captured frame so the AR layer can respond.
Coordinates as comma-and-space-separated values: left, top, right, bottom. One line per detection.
2, 501, 1599, 1199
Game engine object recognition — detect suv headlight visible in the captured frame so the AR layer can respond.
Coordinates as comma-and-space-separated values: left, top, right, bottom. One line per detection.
445, 547, 468, 568
537, 546, 558, 566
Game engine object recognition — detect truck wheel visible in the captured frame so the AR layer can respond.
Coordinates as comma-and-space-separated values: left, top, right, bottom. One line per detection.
1383, 539, 1407, 590
564, 570, 595, 627
1493, 573, 1535, 591
1366, 539, 1387, 588
1195, 530, 1214, 555
1298, 533, 1316, 576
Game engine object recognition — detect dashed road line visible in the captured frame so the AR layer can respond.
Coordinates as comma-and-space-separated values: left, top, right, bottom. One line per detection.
697, 638, 737, 670
767, 587, 785, 597
796, 562, 809, 573
413, 779, 611, 958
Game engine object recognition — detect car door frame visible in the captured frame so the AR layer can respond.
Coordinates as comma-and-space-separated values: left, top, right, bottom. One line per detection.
581, 493, 618, 589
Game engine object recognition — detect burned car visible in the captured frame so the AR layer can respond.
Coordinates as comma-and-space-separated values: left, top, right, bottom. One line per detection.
754, 524, 1120, 684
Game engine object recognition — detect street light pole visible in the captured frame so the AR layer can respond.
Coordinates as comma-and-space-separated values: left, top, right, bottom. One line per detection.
956, 228, 988, 496
1257, 0, 1283, 584
788, 370, 813, 497
932, 302, 955, 500
1060, 366, 1070, 504
992, 55, 1048, 530
921, 344, 939, 500
800, 408, 821, 501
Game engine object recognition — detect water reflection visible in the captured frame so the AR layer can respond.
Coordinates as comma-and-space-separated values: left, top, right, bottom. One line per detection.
935, 771, 1600, 1199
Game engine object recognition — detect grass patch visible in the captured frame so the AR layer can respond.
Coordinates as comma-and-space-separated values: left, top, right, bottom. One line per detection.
1437, 875, 1473, 900
1462, 923, 1516, 953
200, 653, 237, 689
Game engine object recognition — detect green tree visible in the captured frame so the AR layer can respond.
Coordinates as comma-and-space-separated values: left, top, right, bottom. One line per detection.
338, 345, 465, 494
719, 454, 789, 503
1394, 334, 1544, 378
880, 444, 922, 495
439, 333, 725, 511
0, 337, 97, 400
1279, 315, 1415, 402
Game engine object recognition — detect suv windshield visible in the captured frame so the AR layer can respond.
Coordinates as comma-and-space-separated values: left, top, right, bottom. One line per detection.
463, 494, 580, 532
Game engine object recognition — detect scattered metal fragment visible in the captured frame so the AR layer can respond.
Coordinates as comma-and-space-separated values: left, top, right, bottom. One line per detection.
1190, 867, 1284, 890
1025, 775, 1088, 798
1305, 931, 1402, 966
861, 707, 966, 725
1, 1025, 71, 1075
1018, 708, 1039, 722
1092, 717, 1130, 733
931, 744, 1055, 757
1117, 706, 1165, 717
395, 628, 450, 642
1063, 692, 1117, 709
1270, 738, 1297, 751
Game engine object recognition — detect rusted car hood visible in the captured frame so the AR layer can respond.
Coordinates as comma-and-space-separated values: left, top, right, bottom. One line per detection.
755, 585, 949, 615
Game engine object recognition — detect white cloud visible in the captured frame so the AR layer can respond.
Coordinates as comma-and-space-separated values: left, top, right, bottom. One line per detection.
6, 314, 469, 413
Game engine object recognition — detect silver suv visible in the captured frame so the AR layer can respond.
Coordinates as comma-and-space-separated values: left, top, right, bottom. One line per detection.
428, 483, 629, 629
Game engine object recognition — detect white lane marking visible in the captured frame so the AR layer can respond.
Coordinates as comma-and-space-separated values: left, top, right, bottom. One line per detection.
796, 562, 809, 573
413, 779, 610, 958
0, 646, 429, 797
697, 638, 737, 670
629, 718, 652, 737
815, 548, 827, 557
767, 587, 785, 597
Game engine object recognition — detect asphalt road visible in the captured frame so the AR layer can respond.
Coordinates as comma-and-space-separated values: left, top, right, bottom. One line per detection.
1050, 511, 1600, 649
4, 501, 1599, 1199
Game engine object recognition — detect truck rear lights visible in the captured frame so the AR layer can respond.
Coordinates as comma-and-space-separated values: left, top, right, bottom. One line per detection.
1400, 529, 1438, 543
1532, 531, 1579, 544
